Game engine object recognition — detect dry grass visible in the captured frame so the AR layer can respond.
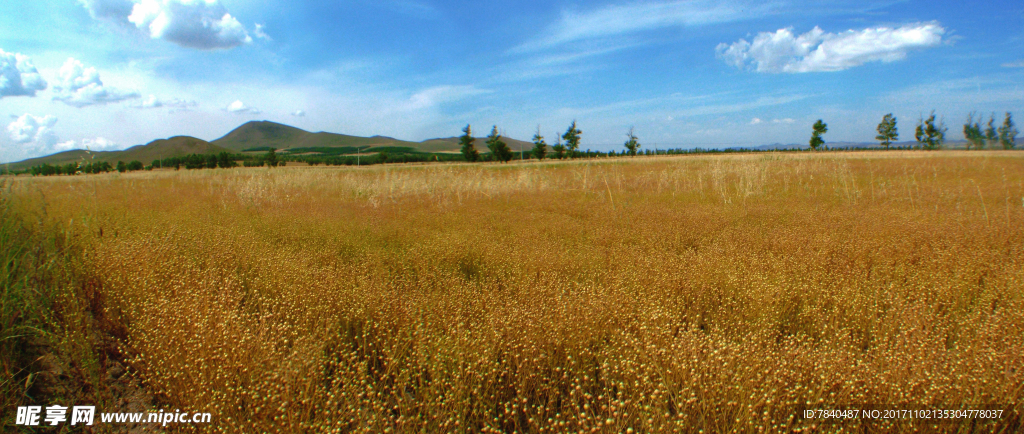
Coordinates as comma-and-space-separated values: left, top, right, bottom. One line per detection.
7, 151, 1024, 432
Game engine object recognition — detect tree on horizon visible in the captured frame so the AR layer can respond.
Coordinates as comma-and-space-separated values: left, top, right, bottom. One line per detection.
486, 125, 513, 163
552, 136, 567, 160
963, 112, 984, 150
531, 126, 547, 160
915, 112, 946, 150
875, 114, 898, 149
809, 119, 828, 150
562, 121, 581, 159
459, 124, 479, 162
998, 112, 1017, 149
624, 126, 641, 156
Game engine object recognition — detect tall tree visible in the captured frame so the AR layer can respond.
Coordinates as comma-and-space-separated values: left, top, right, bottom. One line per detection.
915, 112, 946, 150
485, 125, 513, 163
531, 126, 547, 160
552, 136, 567, 160
963, 112, 984, 150
116, 161, 126, 173
562, 120, 581, 159
998, 112, 1018, 150
624, 126, 641, 156
459, 124, 479, 162
984, 113, 998, 147
264, 148, 279, 167
875, 114, 898, 149
809, 119, 828, 150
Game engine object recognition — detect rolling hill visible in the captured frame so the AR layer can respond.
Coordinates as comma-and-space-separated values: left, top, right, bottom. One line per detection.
212, 121, 426, 152
7, 136, 233, 171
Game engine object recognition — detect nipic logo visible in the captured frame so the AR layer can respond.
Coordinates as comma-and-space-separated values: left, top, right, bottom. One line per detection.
14, 405, 210, 426
16, 405, 95, 426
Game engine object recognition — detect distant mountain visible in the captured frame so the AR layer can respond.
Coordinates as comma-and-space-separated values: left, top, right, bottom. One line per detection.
7, 136, 232, 171
212, 121, 425, 152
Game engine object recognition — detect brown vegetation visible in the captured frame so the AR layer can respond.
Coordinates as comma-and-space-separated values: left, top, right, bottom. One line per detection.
6, 151, 1023, 432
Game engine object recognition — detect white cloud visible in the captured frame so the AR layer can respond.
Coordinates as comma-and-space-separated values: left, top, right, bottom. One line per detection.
405, 85, 491, 110
7, 114, 59, 146
1002, 61, 1024, 68
717, 23, 945, 73
225, 100, 260, 114
129, 0, 253, 50
52, 58, 141, 107
291, 110, 306, 117
135, 94, 198, 111
516, 1, 769, 52
77, 0, 135, 22
749, 117, 762, 125
0, 49, 48, 98
254, 23, 271, 41
772, 118, 795, 124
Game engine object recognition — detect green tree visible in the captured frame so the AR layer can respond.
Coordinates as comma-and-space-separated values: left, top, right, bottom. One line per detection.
875, 113, 898, 149
127, 160, 144, 171
963, 112, 984, 150
217, 151, 237, 168
485, 126, 513, 163
378, 150, 389, 164
623, 126, 641, 156
915, 112, 946, 150
984, 113, 998, 147
116, 161, 126, 173
151, 159, 161, 169
551, 137, 567, 160
459, 124, 479, 162
562, 120, 581, 159
264, 148, 279, 167
531, 126, 547, 160
998, 112, 1018, 150
809, 119, 828, 150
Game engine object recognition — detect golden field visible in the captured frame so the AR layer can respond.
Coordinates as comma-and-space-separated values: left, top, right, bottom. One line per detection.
5, 151, 1024, 433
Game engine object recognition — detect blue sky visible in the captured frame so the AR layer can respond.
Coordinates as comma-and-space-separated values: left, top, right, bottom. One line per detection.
1, 0, 1022, 161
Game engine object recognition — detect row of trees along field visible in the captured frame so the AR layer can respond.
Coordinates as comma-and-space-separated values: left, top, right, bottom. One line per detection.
807, 112, 1018, 151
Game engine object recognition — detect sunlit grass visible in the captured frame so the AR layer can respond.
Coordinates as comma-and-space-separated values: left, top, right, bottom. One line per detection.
8, 150, 1024, 432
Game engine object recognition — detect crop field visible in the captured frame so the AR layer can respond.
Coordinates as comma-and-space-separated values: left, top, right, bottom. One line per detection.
4, 151, 1024, 432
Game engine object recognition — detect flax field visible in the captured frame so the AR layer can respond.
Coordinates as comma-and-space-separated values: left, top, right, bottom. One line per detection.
6, 151, 1024, 433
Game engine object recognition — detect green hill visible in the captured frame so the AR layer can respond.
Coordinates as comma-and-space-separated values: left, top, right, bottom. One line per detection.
7, 136, 232, 171
212, 121, 423, 152
7, 121, 542, 171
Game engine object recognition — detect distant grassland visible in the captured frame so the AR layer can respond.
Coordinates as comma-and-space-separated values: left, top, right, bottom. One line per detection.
6, 151, 1024, 433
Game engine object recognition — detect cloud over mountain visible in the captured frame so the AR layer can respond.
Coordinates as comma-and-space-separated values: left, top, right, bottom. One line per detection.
0, 49, 48, 98
52, 58, 140, 107
129, 0, 253, 50
225, 100, 260, 114
717, 23, 945, 73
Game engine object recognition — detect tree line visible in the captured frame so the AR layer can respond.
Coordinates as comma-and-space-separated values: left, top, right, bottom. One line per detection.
807, 111, 1017, 151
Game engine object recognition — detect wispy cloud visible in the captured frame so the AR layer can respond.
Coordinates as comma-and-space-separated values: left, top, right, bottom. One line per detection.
717, 23, 945, 73
882, 76, 1024, 107
404, 85, 491, 110
514, 0, 773, 53
1002, 61, 1024, 68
